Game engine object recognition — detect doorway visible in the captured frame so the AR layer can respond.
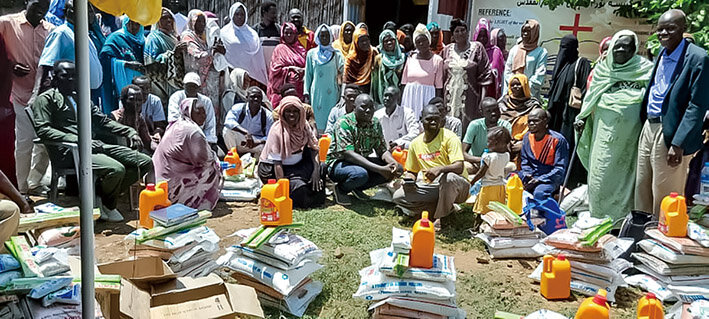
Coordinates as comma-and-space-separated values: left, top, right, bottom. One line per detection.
365, 0, 429, 45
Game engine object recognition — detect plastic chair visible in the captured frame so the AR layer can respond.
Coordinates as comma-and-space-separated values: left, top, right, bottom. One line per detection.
24, 107, 97, 203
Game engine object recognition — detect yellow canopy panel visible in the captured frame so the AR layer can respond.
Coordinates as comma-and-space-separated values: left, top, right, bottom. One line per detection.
89, 0, 161, 26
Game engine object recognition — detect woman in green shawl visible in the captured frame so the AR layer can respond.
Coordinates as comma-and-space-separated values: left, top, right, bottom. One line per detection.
574, 30, 653, 220
371, 29, 406, 104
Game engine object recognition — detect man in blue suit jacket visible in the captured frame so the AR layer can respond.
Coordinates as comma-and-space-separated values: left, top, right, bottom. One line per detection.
636, 9, 709, 216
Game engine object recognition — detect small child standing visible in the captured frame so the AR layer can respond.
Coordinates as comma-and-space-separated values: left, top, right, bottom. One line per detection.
472, 126, 512, 214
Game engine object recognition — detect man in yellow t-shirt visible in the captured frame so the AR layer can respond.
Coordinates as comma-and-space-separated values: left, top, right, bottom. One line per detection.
393, 104, 471, 229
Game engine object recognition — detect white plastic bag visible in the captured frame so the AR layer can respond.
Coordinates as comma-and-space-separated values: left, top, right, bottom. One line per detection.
370, 248, 456, 283
217, 252, 321, 296
353, 265, 456, 301
229, 228, 322, 267
258, 280, 322, 317
624, 274, 676, 302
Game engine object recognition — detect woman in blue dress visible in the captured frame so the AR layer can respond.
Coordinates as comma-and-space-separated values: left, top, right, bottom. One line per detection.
304, 24, 344, 132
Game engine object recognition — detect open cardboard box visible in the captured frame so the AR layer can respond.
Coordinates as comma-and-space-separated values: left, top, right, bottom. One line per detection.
98, 257, 177, 290
120, 274, 265, 319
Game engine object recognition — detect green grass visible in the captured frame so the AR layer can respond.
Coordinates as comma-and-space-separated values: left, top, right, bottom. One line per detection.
258, 199, 637, 319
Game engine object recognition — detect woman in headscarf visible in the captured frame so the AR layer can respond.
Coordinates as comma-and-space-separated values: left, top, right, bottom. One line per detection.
548, 35, 591, 139
490, 28, 508, 60
441, 19, 492, 130
371, 29, 406, 104
473, 18, 505, 99
221, 2, 269, 87
179, 9, 225, 111
332, 21, 355, 57
503, 19, 548, 99
153, 98, 223, 210
344, 27, 377, 93
427, 22, 444, 55
222, 68, 250, 112
99, 17, 145, 114
144, 8, 180, 105
586, 36, 612, 90
574, 30, 653, 220
500, 74, 542, 166
267, 22, 307, 107
547, 35, 591, 189
258, 96, 325, 208
304, 24, 344, 130
399, 24, 444, 119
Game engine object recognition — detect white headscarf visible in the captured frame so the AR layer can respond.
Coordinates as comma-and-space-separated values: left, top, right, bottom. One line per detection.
220, 2, 269, 84
413, 23, 431, 44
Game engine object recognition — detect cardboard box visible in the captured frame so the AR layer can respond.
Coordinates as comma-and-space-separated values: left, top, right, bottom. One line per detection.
98, 257, 177, 289
120, 274, 265, 319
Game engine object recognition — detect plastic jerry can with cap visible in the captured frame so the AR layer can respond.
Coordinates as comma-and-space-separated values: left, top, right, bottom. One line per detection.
658, 192, 688, 237
318, 134, 331, 162
506, 173, 524, 215
410, 211, 435, 268
260, 179, 292, 227
575, 289, 610, 319
637, 292, 664, 319
540, 254, 571, 300
139, 181, 171, 229
392, 147, 408, 166
224, 148, 242, 176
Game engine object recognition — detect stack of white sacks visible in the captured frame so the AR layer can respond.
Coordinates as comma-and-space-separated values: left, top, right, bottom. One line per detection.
354, 227, 465, 319
530, 215, 632, 303
475, 210, 546, 259
217, 228, 323, 317
626, 225, 709, 304
127, 225, 221, 277
219, 154, 262, 201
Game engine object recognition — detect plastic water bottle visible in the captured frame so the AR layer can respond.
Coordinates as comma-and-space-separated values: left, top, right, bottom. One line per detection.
701, 162, 709, 196
481, 148, 488, 166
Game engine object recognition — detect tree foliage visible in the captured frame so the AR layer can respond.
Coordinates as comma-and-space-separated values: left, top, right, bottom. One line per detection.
539, 0, 709, 54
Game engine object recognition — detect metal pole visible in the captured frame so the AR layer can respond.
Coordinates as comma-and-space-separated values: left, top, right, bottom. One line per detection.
74, 0, 95, 317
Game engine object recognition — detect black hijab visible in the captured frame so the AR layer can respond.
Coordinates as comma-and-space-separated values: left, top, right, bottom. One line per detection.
549, 34, 581, 107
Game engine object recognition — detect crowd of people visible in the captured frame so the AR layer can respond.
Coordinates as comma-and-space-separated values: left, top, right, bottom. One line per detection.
0, 0, 707, 234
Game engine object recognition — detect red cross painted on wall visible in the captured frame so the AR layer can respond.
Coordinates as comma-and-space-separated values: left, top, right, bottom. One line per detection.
559, 13, 594, 36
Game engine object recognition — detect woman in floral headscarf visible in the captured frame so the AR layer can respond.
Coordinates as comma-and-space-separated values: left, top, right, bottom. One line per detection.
267, 22, 307, 107
153, 98, 223, 210
258, 96, 325, 208
179, 9, 224, 113
371, 29, 406, 104
473, 18, 505, 98
304, 24, 344, 129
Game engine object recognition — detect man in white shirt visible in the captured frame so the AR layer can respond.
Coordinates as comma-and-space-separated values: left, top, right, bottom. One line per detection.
167, 73, 217, 146
130, 76, 166, 136
222, 86, 274, 156
374, 86, 419, 149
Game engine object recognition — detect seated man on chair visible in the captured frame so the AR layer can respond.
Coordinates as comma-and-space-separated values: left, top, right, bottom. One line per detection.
327, 93, 402, 205
31, 60, 153, 222
520, 109, 569, 200
393, 104, 470, 230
